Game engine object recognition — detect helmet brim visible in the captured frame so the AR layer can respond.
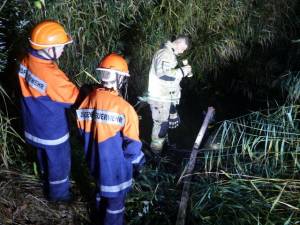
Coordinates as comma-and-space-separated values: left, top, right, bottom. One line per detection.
96, 68, 130, 77
29, 36, 73, 50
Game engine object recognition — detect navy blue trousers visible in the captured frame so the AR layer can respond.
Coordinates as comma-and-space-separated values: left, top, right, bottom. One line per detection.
96, 193, 126, 225
37, 141, 71, 201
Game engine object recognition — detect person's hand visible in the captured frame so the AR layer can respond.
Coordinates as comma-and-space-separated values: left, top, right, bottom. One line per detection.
182, 59, 189, 65
186, 72, 193, 78
181, 65, 192, 77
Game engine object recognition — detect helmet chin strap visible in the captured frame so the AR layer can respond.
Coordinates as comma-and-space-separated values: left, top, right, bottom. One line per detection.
116, 74, 128, 100
52, 47, 57, 59
100, 71, 128, 99
116, 74, 121, 91
41, 47, 57, 60
122, 78, 128, 100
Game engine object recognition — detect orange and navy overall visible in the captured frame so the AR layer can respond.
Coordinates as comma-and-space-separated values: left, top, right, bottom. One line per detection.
76, 88, 144, 225
18, 49, 79, 201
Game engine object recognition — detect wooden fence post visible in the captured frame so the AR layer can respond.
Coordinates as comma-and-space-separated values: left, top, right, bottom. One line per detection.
176, 107, 215, 225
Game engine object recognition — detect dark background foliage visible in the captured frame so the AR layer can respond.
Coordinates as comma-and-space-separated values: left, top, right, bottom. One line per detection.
1, 0, 300, 224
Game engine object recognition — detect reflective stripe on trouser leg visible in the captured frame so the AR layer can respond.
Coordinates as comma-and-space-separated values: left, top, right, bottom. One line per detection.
46, 141, 71, 201
104, 196, 126, 225
150, 101, 171, 151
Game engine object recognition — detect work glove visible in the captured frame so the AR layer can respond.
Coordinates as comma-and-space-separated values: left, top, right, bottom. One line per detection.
180, 65, 193, 78
169, 104, 180, 129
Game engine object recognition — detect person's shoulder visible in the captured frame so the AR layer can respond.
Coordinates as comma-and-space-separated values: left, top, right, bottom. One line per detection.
29, 59, 63, 79
156, 44, 173, 57
122, 100, 138, 116
93, 89, 120, 104
47, 64, 69, 79
116, 95, 129, 106
114, 96, 134, 110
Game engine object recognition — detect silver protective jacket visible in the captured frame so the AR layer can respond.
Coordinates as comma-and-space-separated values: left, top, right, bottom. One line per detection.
147, 41, 184, 104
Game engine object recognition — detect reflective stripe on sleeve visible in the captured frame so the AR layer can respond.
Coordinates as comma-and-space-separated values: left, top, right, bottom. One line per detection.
25, 132, 69, 146
19, 64, 47, 94
131, 152, 144, 164
107, 207, 125, 214
100, 179, 132, 193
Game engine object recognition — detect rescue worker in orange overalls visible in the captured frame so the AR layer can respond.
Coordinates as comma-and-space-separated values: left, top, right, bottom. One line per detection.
18, 20, 79, 201
76, 53, 145, 225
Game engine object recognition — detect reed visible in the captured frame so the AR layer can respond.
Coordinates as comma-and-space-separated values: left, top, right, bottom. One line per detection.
25, 0, 296, 94
0, 1, 300, 224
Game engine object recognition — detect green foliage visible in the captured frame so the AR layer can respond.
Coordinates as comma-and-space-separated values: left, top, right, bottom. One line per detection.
0, 1, 7, 74
30, 0, 147, 85
0, 0, 30, 169
282, 71, 300, 103
0, 19, 6, 73
127, 160, 180, 225
130, 0, 294, 73
1, 0, 300, 224
0, 86, 24, 168
22, 0, 297, 94
204, 105, 300, 176
189, 176, 300, 225
180, 74, 300, 224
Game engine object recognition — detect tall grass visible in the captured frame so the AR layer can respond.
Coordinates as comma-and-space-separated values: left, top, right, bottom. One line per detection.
0, 86, 24, 168
30, 0, 145, 86
127, 98, 300, 224
188, 175, 300, 225
0, 19, 6, 73
173, 72, 300, 224
0, 1, 26, 169
1, 1, 300, 224
24, 0, 297, 94
202, 105, 300, 176
282, 71, 300, 103
127, 159, 181, 225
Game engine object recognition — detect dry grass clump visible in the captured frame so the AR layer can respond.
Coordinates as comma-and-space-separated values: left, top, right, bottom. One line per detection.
0, 169, 89, 225
0, 110, 23, 168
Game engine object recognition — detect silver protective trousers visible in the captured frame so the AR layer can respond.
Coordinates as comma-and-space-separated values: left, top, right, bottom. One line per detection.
149, 100, 171, 152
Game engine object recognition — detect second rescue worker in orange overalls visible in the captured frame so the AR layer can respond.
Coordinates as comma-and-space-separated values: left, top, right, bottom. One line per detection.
18, 20, 79, 201
76, 53, 145, 225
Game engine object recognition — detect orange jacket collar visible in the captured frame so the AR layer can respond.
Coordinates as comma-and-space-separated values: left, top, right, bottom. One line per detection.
28, 53, 53, 64
96, 87, 119, 96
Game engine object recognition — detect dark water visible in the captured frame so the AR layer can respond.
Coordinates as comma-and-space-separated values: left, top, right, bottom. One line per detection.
137, 81, 254, 155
